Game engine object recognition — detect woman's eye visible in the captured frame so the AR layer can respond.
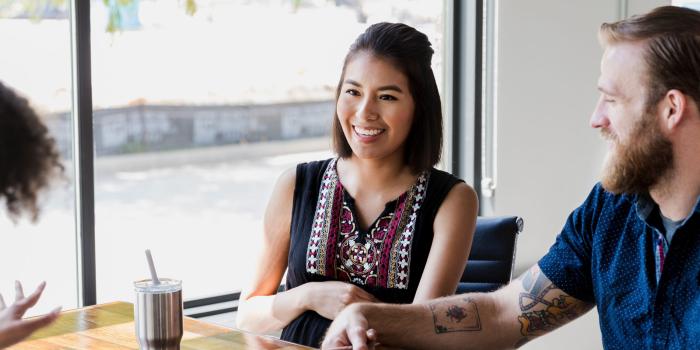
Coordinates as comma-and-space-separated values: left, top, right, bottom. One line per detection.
379, 94, 397, 101
345, 89, 360, 96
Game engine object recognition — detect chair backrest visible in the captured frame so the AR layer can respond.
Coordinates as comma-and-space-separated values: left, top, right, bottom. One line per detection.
456, 216, 523, 294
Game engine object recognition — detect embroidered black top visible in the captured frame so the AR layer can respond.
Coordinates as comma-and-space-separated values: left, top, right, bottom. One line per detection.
280, 158, 464, 347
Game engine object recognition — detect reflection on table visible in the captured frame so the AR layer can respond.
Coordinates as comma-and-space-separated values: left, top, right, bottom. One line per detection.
9, 301, 313, 350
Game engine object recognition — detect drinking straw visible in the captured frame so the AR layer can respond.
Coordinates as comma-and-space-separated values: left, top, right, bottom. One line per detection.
145, 249, 161, 285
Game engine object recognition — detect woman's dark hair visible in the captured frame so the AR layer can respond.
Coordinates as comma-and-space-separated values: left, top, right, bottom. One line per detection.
0, 81, 63, 222
331, 22, 443, 173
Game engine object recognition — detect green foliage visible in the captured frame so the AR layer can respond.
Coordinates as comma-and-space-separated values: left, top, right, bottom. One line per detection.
0, 0, 66, 19
1, 0, 315, 32
0, 0, 197, 33
104, 0, 197, 33
103, 0, 134, 33
184, 0, 195, 16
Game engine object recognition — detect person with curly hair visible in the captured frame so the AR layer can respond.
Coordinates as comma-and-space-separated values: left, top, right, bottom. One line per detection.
0, 81, 63, 222
0, 81, 64, 348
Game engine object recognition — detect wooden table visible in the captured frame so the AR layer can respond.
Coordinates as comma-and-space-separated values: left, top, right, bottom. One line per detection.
10, 302, 313, 350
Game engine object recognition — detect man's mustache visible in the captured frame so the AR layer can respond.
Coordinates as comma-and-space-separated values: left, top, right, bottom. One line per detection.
600, 129, 617, 142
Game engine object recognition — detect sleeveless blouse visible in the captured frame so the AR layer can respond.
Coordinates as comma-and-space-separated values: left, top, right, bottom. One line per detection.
281, 158, 463, 347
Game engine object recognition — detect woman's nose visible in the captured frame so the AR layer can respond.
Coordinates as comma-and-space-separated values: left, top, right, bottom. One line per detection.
356, 97, 379, 121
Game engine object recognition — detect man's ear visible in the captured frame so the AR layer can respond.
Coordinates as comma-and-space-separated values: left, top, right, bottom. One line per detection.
661, 89, 687, 131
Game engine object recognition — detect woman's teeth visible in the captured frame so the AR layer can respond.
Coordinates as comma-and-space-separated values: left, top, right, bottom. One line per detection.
354, 126, 384, 136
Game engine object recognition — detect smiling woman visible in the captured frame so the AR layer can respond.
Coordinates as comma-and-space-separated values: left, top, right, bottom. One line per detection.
85, 0, 447, 307
335, 52, 416, 169
332, 23, 444, 175
235, 22, 478, 348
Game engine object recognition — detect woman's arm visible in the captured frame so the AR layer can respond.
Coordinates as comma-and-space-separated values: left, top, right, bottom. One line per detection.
236, 168, 306, 332
236, 167, 378, 333
413, 183, 478, 302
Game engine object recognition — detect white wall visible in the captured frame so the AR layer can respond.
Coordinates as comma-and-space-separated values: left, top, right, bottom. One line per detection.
483, 0, 667, 348
492, 0, 612, 275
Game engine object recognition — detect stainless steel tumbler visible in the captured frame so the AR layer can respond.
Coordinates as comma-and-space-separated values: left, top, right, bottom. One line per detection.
134, 278, 183, 350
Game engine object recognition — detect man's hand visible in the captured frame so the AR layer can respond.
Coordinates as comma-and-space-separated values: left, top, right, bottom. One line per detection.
321, 304, 377, 350
0, 281, 60, 349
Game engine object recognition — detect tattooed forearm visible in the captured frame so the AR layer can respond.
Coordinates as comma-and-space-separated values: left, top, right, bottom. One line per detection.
429, 297, 482, 334
513, 267, 591, 347
517, 294, 582, 334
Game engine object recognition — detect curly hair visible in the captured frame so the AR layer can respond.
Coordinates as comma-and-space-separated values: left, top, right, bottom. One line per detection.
0, 81, 63, 222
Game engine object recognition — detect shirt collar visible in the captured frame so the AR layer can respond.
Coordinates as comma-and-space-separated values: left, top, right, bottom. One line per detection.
635, 192, 700, 224
635, 193, 656, 222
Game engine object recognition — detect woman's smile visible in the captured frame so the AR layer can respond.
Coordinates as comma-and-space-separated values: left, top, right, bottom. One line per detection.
353, 125, 386, 141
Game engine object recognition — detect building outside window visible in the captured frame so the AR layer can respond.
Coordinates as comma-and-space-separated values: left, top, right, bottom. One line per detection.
0, 0, 447, 306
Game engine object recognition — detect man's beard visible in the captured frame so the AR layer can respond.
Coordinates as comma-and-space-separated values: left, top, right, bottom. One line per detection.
600, 110, 674, 195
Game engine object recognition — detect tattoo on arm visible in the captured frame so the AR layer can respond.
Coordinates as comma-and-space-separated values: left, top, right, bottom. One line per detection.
428, 297, 482, 334
513, 267, 590, 347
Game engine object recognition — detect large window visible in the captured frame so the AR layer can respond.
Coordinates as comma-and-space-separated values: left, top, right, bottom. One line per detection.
0, 1, 78, 314
90, 0, 446, 302
0, 0, 448, 307
673, 0, 700, 10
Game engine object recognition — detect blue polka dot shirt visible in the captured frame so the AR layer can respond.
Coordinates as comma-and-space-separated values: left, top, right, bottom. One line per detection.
538, 183, 700, 350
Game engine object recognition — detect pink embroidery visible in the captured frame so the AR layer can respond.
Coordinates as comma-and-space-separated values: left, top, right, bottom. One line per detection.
387, 178, 426, 289
305, 159, 429, 290
306, 159, 340, 275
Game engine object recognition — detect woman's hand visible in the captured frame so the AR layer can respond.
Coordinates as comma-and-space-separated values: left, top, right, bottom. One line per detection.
0, 281, 60, 349
304, 282, 378, 320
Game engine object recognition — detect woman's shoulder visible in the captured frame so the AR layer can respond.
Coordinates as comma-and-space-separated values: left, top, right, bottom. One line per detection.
427, 167, 465, 188
423, 168, 476, 208
272, 158, 334, 193
295, 158, 335, 175
297, 158, 335, 171
292, 158, 336, 191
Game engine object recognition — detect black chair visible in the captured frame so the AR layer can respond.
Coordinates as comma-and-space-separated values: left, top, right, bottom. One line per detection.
456, 216, 524, 294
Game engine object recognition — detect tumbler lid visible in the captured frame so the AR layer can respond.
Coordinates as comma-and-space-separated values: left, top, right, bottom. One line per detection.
134, 278, 181, 293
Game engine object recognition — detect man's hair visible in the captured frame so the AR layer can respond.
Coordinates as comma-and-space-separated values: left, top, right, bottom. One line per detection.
599, 6, 700, 109
332, 22, 443, 173
0, 81, 63, 222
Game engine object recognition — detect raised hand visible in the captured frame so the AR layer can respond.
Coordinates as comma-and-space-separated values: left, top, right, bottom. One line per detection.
0, 281, 60, 349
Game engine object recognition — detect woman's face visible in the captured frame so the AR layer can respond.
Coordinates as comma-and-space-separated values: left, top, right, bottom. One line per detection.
336, 51, 415, 162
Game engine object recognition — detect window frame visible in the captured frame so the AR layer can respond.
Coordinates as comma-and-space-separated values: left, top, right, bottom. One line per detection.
70, 0, 96, 307
68, 0, 482, 308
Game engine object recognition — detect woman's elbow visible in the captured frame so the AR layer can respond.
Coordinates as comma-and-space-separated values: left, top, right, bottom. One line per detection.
234, 306, 251, 330
235, 299, 280, 333
234, 301, 260, 332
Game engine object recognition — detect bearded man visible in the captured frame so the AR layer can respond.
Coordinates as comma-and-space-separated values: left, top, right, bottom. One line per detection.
322, 6, 700, 350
